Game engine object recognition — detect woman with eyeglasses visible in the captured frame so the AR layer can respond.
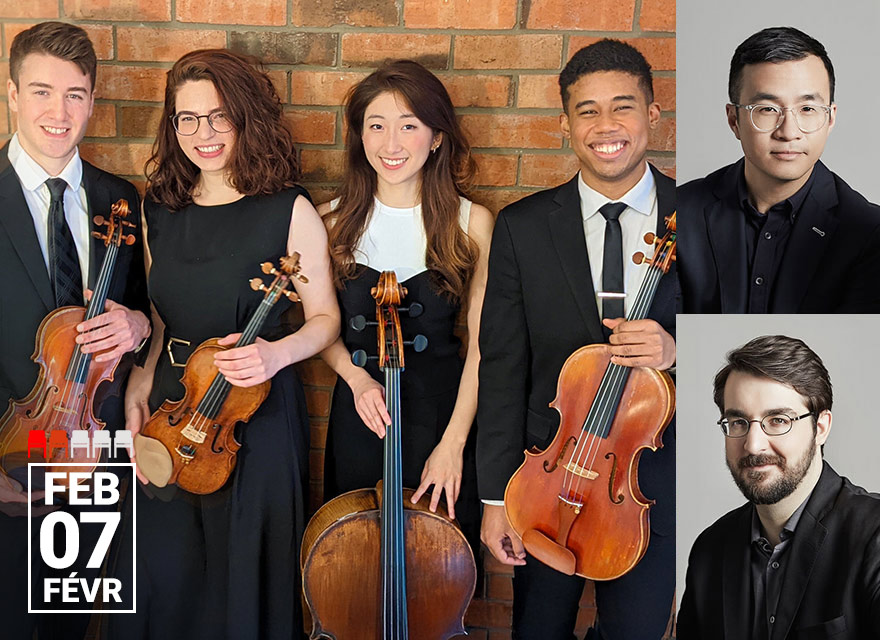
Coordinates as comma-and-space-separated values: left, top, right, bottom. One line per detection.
112, 49, 339, 640
318, 60, 493, 551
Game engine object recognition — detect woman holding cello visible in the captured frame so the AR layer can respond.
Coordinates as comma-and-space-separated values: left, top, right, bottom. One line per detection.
113, 49, 339, 640
319, 60, 493, 548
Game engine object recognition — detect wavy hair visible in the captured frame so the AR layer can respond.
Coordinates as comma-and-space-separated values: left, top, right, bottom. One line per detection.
326, 60, 478, 301
146, 49, 300, 210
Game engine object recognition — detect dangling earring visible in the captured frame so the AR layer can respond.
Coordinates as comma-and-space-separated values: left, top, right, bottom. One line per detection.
431, 144, 439, 154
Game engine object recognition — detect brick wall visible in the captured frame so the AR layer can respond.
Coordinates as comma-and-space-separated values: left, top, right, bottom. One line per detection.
0, 1, 675, 637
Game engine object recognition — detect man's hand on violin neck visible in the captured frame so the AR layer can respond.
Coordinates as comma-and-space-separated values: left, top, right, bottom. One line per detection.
603, 318, 676, 370
481, 504, 527, 566
76, 290, 151, 362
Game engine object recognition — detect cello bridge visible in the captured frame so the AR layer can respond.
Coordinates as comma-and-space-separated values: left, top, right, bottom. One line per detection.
563, 461, 598, 480
180, 424, 207, 444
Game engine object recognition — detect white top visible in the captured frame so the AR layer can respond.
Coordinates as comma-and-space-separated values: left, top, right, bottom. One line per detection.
332, 196, 472, 281
8, 133, 91, 284
578, 163, 658, 318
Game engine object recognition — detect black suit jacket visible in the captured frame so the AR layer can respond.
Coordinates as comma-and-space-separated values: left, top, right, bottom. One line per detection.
678, 159, 880, 313
0, 142, 149, 414
477, 165, 677, 536
678, 462, 880, 639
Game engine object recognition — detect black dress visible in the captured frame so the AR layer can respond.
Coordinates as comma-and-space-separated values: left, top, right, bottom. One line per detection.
110, 188, 311, 640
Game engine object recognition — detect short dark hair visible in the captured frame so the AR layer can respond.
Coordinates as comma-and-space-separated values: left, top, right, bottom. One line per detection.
728, 26, 835, 103
9, 21, 97, 91
559, 39, 654, 109
713, 335, 833, 418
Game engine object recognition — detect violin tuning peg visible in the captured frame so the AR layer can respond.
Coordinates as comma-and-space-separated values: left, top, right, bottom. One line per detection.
283, 289, 300, 302
404, 335, 428, 353
398, 302, 423, 318
249, 278, 266, 292
121, 220, 136, 228
91, 231, 104, 240
643, 232, 656, 245
350, 315, 378, 331
93, 215, 106, 226
124, 234, 136, 246
351, 350, 378, 367
261, 262, 277, 275
632, 252, 648, 266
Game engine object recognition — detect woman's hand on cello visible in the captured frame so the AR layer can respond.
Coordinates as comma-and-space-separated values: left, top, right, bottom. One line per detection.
411, 438, 464, 519
214, 334, 288, 387
350, 373, 391, 438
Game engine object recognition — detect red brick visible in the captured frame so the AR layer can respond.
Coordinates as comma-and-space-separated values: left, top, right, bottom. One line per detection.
464, 598, 512, 628
569, 37, 675, 72
640, 0, 675, 32
648, 154, 675, 179
301, 149, 346, 183
297, 357, 338, 387
474, 153, 517, 187
64, 0, 171, 21
473, 189, 532, 214
305, 388, 331, 416
488, 632, 512, 640
267, 70, 289, 103
177, 0, 285, 25
654, 76, 676, 111
405, 0, 516, 29
309, 449, 324, 480
342, 33, 450, 70
524, 0, 635, 30
285, 109, 336, 146
487, 573, 513, 600
5, 23, 113, 61
117, 27, 226, 63
460, 114, 562, 149
482, 549, 515, 575
1, 0, 58, 18
293, 0, 398, 27
575, 604, 598, 634
79, 142, 152, 177
649, 115, 675, 152
308, 480, 324, 513
455, 35, 562, 71
520, 153, 580, 188
229, 31, 337, 66
84, 103, 116, 138
290, 71, 368, 106
518, 74, 561, 109
457, 630, 486, 640
310, 420, 328, 449
96, 65, 167, 102
0, 109, 8, 136
120, 106, 162, 139
305, 186, 337, 207
441, 75, 512, 108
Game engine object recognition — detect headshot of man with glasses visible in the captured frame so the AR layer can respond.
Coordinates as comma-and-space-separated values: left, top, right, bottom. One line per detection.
678, 26, 880, 313
676, 334, 880, 639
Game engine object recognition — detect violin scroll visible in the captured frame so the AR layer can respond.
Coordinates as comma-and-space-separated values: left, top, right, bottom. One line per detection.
631, 211, 677, 271
91, 199, 136, 247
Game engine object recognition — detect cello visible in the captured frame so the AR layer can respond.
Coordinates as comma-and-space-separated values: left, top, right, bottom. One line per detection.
0, 199, 137, 491
135, 254, 307, 495
504, 213, 677, 580
301, 271, 476, 640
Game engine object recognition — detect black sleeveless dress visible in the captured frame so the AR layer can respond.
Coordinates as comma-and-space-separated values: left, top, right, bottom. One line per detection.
110, 188, 310, 640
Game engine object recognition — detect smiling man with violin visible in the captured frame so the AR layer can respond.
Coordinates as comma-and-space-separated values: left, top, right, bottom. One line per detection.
677, 335, 880, 639
477, 40, 677, 640
0, 22, 150, 640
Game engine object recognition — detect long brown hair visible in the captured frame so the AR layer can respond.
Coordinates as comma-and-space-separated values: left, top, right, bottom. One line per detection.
327, 60, 478, 301
146, 49, 300, 210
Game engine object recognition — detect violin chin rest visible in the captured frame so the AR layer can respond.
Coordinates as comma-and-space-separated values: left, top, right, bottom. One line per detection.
522, 528, 577, 576
133, 434, 173, 488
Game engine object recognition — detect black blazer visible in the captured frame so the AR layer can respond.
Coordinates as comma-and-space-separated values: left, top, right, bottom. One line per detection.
678, 159, 880, 313
0, 142, 149, 413
677, 462, 880, 640
476, 165, 677, 535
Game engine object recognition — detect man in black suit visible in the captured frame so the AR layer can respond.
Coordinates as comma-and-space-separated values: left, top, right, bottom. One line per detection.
677, 335, 880, 639
678, 26, 880, 313
0, 22, 150, 639
477, 40, 677, 640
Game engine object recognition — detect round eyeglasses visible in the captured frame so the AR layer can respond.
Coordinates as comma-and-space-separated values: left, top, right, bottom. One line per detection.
730, 103, 832, 134
717, 412, 814, 438
170, 111, 234, 136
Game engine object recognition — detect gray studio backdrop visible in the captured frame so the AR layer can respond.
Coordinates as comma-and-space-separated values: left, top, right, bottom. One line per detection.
676, 0, 880, 202
675, 314, 880, 604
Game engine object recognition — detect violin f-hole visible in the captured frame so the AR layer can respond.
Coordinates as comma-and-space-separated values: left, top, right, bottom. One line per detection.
544, 435, 577, 473
211, 423, 225, 454
26, 385, 59, 418
605, 452, 625, 504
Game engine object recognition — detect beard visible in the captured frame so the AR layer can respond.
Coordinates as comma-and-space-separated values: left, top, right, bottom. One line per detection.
726, 440, 816, 505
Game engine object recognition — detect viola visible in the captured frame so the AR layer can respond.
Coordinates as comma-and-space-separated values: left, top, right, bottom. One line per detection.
504, 213, 677, 580
301, 271, 476, 640
0, 199, 137, 492
135, 254, 306, 495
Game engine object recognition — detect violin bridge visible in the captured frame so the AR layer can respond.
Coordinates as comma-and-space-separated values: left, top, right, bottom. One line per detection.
52, 404, 78, 416
180, 424, 207, 444
562, 461, 598, 480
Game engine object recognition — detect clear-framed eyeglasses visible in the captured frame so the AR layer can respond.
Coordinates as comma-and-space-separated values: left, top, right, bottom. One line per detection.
717, 412, 814, 438
170, 111, 234, 136
730, 103, 832, 133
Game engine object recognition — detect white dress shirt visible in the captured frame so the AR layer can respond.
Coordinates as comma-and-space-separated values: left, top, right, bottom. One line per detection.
7, 133, 91, 286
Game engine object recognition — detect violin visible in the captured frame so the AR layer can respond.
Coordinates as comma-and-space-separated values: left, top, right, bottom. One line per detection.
135, 254, 307, 495
0, 199, 136, 492
504, 213, 677, 580
301, 271, 476, 640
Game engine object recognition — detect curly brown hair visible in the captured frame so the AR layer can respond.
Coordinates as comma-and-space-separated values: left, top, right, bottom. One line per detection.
325, 60, 478, 301
146, 49, 300, 210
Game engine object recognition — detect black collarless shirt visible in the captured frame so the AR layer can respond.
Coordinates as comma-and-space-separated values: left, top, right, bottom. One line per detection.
736, 168, 817, 313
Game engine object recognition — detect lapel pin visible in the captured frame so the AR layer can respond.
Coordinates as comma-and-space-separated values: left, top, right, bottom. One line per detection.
811, 227, 825, 237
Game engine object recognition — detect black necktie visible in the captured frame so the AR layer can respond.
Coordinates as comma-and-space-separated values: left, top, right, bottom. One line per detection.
599, 202, 627, 322
46, 178, 83, 308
